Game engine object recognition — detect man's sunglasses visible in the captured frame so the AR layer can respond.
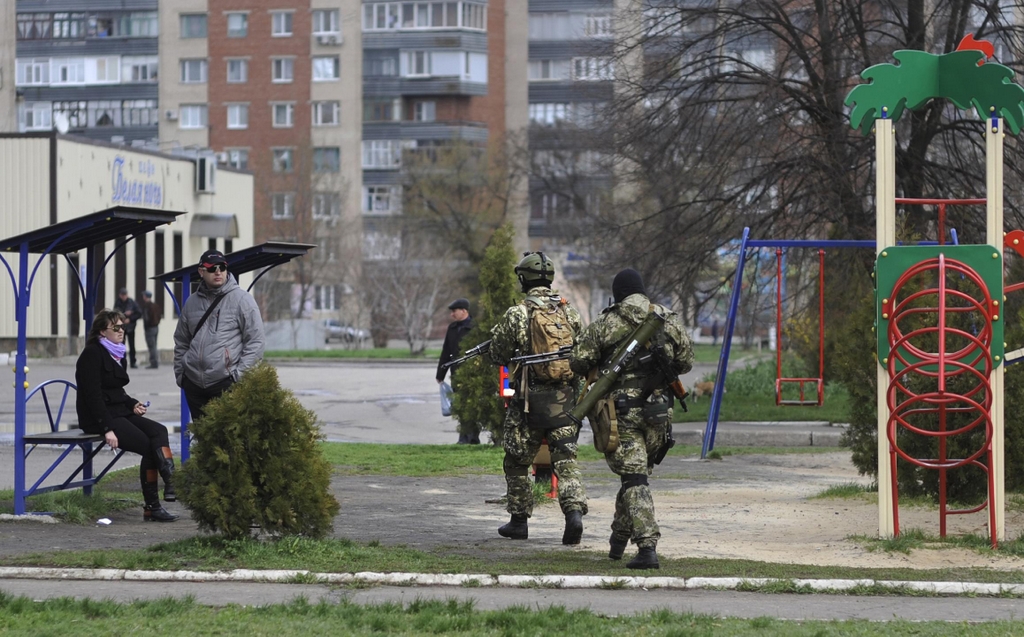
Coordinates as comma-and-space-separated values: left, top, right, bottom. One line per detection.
106, 324, 124, 332
202, 264, 227, 273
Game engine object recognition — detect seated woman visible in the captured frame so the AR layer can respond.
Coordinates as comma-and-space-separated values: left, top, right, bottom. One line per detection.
76, 309, 178, 522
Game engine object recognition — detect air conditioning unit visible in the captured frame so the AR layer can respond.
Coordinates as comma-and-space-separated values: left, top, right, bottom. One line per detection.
316, 34, 342, 46
165, 109, 178, 121
216, 152, 229, 164
195, 156, 216, 193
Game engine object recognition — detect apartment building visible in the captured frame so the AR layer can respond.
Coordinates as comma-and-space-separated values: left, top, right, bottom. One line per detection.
12, 1, 160, 143
159, 1, 363, 318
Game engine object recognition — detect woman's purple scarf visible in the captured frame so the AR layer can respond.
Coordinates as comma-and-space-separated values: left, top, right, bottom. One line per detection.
99, 337, 126, 361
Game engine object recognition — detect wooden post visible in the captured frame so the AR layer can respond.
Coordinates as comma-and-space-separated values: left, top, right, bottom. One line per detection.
876, 118, 896, 538
986, 117, 1006, 541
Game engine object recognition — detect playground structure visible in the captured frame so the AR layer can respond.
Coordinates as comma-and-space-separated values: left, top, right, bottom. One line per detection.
704, 37, 1023, 545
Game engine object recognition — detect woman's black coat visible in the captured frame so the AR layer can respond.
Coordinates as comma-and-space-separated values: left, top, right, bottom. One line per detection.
75, 342, 139, 434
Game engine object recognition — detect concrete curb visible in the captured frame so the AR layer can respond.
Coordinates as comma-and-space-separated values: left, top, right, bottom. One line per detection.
1, 567, 1021, 597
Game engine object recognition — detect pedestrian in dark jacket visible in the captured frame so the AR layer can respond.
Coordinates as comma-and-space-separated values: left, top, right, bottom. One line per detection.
76, 308, 177, 522
436, 298, 478, 444
114, 288, 142, 368
141, 290, 161, 368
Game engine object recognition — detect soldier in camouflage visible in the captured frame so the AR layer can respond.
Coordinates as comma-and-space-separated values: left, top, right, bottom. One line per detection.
488, 252, 588, 544
570, 268, 694, 569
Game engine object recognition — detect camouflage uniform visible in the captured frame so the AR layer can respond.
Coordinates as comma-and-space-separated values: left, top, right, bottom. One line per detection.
570, 293, 693, 550
489, 286, 587, 519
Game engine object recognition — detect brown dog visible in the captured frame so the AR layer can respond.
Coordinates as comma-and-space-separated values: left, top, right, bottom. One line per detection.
691, 381, 717, 400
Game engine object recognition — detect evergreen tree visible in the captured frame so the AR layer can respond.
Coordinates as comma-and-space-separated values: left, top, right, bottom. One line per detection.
451, 224, 520, 443
177, 363, 340, 539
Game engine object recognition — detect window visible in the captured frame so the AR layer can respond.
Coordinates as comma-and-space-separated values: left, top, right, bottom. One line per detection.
313, 192, 341, 218
364, 99, 400, 122
412, 101, 436, 122
314, 147, 341, 173
227, 59, 248, 83
584, 14, 613, 37
363, 3, 401, 30
124, 56, 158, 82
53, 13, 86, 39
16, 59, 50, 85
225, 149, 249, 170
362, 141, 401, 169
227, 12, 248, 37
364, 56, 397, 76
572, 57, 613, 81
180, 14, 208, 38
121, 99, 158, 126
314, 284, 339, 309
180, 59, 208, 83
312, 56, 340, 81
363, 186, 399, 214
272, 193, 295, 219
227, 104, 248, 129
313, 9, 340, 34
89, 100, 119, 127
94, 57, 119, 82
272, 57, 294, 82
53, 101, 87, 128
179, 104, 208, 129
528, 59, 569, 81
528, 12, 569, 40
312, 101, 340, 126
405, 51, 430, 76
363, 231, 401, 260
272, 148, 294, 172
271, 11, 293, 36
123, 12, 158, 37
461, 3, 485, 29
528, 103, 569, 126
272, 102, 295, 127
52, 58, 86, 84
17, 14, 51, 40
21, 103, 52, 131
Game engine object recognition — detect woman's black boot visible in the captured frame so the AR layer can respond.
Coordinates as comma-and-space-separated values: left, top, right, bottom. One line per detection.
159, 447, 176, 502
142, 470, 178, 522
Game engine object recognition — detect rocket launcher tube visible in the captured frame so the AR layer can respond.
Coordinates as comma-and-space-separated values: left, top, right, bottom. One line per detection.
568, 310, 667, 425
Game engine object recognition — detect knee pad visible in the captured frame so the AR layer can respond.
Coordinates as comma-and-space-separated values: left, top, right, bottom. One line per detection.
621, 473, 648, 489
503, 454, 530, 477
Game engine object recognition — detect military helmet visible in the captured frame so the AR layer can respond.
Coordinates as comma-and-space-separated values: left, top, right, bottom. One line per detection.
515, 252, 555, 286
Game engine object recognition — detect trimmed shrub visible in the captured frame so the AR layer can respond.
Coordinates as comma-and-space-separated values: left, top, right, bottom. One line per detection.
177, 362, 340, 539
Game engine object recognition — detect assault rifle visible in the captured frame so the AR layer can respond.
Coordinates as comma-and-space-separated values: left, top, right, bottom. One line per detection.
508, 345, 573, 367
441, 339, 491, 370
568, 310, 667, 425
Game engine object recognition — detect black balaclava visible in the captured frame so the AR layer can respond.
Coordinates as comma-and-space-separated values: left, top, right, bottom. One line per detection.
612, 268, 646, 303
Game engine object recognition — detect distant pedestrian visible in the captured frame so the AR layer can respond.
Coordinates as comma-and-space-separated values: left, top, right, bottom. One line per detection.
114, 288, 142, 369
437, 298, 479, 444
711, 319, 719, 346
141, 291, 161, 368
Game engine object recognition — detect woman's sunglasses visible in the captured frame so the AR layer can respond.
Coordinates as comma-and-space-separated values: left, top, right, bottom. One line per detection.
203, 265, 227, 273
106, 324, 124, 332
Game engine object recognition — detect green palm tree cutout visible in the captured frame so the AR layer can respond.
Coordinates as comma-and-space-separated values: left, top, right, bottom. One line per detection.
846, 49, 1024, 135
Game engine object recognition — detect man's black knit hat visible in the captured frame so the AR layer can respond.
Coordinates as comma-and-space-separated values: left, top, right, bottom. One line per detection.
612, 268, 646, 303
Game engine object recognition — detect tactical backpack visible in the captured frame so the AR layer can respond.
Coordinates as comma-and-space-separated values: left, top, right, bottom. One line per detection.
525, 294, 574, 383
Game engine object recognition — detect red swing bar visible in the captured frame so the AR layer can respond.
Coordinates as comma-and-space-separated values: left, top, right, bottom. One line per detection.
775, 248, 825, 406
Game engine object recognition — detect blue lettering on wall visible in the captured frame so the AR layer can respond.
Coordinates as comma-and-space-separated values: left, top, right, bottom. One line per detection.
111, 156, 163, 207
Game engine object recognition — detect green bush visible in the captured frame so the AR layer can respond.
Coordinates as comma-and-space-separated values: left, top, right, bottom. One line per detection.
177, 363, 340, 539
450, 224, 520, 444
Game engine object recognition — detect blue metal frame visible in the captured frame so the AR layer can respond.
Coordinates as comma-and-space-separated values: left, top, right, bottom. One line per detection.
0, 206, 183, 514
701, 230, 876, 459
152, 241, 315, 461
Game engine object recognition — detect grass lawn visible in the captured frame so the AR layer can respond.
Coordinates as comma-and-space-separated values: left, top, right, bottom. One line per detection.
266, 348, 442, 359
3, 595, 1020, 636
676, 391, 851, 423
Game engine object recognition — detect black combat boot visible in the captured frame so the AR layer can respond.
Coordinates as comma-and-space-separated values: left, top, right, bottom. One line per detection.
142, 471, 179, 523
158, 447, 176, 502
561, 510, 583, 545
498, 514, 528, 539
608, 535, 629, 560
626, 546, 659, 570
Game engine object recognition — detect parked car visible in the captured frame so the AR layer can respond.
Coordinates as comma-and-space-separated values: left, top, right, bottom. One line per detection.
323, 319, 369, 344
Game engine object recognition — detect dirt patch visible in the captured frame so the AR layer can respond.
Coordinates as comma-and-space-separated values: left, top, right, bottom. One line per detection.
2, 451, 1022, 571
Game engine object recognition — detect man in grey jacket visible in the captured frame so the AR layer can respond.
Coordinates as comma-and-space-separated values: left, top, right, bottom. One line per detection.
173, 249, 265, 421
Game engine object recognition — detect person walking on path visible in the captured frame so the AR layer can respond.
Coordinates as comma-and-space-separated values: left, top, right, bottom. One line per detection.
488, 252, 588, 545
141, 290, 161, 368
437, 298, 479, 444
115, 288, 142, 369
173, 250, 265, 421
76, 309, 178, 522
570, 268, 694, 569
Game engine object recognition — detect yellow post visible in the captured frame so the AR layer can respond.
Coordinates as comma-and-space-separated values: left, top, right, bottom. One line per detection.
875, 118, 896, 539
986, 117, 1006, 541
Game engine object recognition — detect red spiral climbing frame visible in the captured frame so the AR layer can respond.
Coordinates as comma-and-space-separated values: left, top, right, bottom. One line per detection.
883, 254, 997, 548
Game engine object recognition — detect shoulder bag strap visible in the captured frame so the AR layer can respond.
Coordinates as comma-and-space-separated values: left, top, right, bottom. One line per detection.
193, 289, 234, 334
